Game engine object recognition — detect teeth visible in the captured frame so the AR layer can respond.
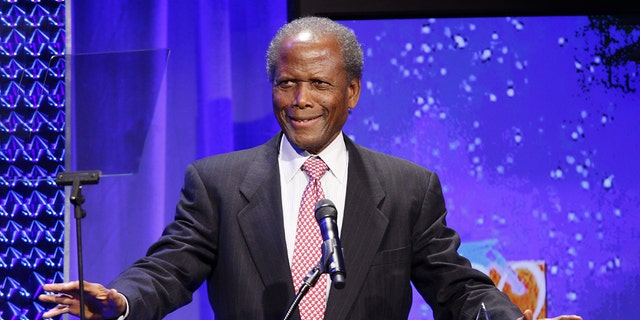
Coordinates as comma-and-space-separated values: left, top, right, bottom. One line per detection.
291, 115, 319, 123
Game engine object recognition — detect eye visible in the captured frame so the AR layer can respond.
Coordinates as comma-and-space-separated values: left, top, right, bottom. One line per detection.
275, 80, 296, 89
311, 80, 332, 90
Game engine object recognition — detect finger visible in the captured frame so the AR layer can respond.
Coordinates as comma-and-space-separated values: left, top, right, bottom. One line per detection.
38, 293, 58, 303
42, 304, 70, 319
42, 281, 81, 293
106, 288, 128, 314
106, 288, 121, 303
522, 309, 533, 320
39, 293, 76, 305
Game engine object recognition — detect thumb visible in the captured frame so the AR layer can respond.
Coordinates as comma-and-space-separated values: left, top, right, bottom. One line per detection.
522, 309, 534, 320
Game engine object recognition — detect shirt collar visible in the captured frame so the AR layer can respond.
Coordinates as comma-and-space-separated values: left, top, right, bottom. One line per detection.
279, 132, 348, 183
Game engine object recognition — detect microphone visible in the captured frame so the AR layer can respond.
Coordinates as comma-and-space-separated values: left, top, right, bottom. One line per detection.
314, 199, 346, 289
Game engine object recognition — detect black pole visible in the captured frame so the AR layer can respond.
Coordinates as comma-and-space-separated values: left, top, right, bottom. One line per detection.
282, 236, 347, 320
56, 170, 101, 320
70, 179, 86, 320
282, 267, 322, 320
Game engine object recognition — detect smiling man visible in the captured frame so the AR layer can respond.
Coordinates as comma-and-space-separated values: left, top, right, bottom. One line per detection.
39, 17, 582, 320
270, 28, 360, 155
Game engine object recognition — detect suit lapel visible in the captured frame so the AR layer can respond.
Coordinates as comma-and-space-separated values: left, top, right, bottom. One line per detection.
325, 137, 389, 319
236, 135, 296, 300
235, 134, 389, 319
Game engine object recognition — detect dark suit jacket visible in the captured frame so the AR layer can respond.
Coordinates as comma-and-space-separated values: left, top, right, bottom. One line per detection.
109, 133, 522, 319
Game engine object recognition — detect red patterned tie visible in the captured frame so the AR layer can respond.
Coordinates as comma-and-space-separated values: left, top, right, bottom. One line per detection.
291, 156, 329, 320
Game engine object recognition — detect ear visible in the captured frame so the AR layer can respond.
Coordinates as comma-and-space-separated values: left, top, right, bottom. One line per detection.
347, 77, 361, 110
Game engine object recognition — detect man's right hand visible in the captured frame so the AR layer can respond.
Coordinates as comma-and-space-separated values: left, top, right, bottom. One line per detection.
38, 281, 127, 319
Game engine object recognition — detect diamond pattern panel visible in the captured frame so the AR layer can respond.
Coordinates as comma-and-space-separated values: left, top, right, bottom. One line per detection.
1, 0, 66, 319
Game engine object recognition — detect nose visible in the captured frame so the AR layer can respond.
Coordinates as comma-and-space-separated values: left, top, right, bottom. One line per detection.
293, 82, 311, 108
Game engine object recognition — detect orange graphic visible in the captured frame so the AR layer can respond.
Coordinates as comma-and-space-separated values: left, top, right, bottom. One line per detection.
487, 261, 547, 318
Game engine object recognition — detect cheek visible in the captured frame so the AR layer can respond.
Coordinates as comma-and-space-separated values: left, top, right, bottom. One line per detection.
335, 108, 350, 124
316, 92, 340, 108
328, 96, 351, 118
272, 93, 290, 109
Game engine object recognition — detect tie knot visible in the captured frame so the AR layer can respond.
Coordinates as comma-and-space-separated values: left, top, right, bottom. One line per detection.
302, 157, 329, 180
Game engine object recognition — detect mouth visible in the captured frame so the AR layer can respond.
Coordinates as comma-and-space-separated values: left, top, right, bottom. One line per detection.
289, 114, 322, 126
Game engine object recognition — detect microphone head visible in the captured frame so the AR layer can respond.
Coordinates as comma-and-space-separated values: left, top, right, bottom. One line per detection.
315, 199, 337, 221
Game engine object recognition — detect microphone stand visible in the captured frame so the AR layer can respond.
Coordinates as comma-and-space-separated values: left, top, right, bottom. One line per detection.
475, 302, 491, 320
282, 240, 334, 320
56, 170, 101, 320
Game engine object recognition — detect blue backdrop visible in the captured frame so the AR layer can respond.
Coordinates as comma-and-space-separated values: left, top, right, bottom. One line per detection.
340, 16, 639, 319
70, 1, 285, 319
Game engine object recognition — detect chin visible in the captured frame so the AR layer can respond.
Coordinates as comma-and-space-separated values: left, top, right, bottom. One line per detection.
293, 140, 321, 154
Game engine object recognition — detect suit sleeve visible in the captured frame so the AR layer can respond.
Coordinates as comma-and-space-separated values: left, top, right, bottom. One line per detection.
108, 163, 217, 319
410, 171, 523, 320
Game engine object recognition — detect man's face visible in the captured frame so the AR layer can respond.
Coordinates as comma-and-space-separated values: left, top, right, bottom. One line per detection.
272, 33, 361, 154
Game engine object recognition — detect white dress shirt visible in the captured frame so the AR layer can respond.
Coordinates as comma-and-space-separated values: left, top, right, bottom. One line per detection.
278, 132, 349, 270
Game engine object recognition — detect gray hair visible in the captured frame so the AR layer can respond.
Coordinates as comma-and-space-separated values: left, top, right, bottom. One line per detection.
266, 16, 364, 83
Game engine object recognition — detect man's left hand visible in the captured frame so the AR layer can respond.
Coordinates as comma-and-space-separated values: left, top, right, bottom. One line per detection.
519, 309, 582, 320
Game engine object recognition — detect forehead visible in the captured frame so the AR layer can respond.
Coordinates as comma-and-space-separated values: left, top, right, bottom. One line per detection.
275, 34, 344, 73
